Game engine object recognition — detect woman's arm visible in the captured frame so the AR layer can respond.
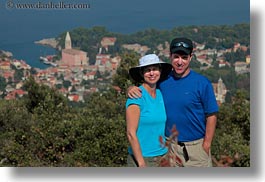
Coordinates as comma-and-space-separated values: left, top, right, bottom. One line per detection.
126, 104, 146, 167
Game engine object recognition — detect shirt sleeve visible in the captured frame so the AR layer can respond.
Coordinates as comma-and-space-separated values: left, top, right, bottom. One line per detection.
202, 80, 219, 115
126, 97, 142, 109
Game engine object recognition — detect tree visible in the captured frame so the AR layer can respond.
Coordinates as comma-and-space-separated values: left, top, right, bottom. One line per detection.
11, 65, 24, 82
0, 76, 6, 92
112, 52, 140, 93
212, 90, 250, 167
63, 80, 71, 90
23, 76, 68, 114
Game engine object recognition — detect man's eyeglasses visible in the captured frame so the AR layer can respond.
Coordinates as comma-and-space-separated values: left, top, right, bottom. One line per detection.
173, 42, 190, 48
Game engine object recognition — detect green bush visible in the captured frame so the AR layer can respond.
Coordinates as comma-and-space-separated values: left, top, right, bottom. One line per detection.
0, 79, 128, 167
212, 90, 250, 167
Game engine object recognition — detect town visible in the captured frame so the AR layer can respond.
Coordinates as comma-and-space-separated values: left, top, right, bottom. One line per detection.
0, 30, 250, 104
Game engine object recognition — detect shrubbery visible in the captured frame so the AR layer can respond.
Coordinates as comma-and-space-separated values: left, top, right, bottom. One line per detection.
0, 78, 128, 167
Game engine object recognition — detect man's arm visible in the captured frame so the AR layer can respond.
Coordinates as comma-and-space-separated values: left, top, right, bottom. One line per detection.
203, 114, 217, 155
127, 86, 142, 98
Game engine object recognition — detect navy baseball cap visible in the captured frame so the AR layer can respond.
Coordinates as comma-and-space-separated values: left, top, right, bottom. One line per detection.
170, 37, 193, 55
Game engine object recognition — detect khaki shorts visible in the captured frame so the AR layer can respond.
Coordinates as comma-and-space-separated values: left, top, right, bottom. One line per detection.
168, 138, 212, 167
127, 154, 164, 167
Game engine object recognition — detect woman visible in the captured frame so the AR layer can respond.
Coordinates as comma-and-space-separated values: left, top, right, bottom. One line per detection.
126, 54, 172, 167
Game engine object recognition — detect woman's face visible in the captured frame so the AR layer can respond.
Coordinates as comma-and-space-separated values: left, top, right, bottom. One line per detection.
142, 65, 161, 85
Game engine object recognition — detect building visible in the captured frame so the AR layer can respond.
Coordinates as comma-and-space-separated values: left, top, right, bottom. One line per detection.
212, 77, 227, 105
234, 61, 249, 74
100, 37, 116, 52
60, 32, 89, 67
246, 55, 250, 65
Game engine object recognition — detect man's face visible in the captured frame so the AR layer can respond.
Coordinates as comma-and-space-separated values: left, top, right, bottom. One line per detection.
170, 52, 192, 77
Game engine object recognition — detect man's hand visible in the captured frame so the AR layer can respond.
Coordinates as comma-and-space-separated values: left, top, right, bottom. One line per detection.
127, 86, 142, 98
202, 141, 211, 156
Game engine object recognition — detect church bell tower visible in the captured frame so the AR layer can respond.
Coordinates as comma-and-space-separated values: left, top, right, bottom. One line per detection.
65, 31, 72, 49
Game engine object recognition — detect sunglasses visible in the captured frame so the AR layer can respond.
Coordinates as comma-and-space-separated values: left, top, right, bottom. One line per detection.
173, 42, 190, 48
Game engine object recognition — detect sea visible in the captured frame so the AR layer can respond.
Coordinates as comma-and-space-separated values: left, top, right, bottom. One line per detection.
0, 0, 250, 69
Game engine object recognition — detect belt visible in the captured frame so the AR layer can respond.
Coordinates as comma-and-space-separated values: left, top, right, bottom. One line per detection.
177, 138, 203, 162
177, 142, 189, 162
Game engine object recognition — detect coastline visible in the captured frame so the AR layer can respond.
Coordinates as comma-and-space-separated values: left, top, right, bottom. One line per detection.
0, 50, 13, 58
34, 38, 58, 49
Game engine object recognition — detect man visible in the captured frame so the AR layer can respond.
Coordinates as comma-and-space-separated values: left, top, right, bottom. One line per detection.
127, 37, 219, 167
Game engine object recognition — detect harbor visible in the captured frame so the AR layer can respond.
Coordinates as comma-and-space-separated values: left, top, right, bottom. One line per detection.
39, 55, 57, 67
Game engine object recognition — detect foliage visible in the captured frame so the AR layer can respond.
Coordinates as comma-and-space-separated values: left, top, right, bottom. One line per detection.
23, 76, 68, 115
212, 90, 250, 167
11, 64, 24, 82
0, 100, 34, 166
0, 76, 6, 92
224, 49, 250, 65
69, 115, 127, 167
112, 52, 140, 92
196, 66, 250, 102
0, 76, 128, 167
